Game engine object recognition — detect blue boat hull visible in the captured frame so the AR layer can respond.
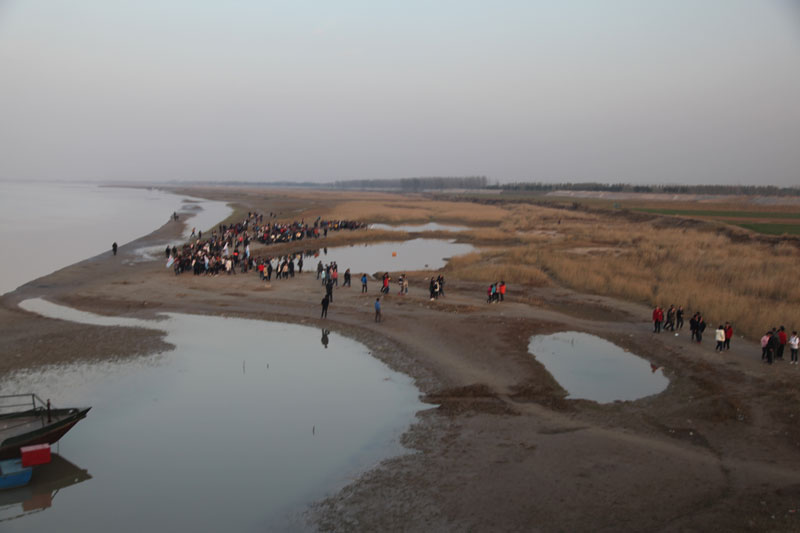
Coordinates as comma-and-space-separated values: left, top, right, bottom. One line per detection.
0, 459, 33, 490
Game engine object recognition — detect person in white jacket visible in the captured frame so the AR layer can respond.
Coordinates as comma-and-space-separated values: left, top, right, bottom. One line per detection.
789, 331, 799, 365
715, 325, 725, 352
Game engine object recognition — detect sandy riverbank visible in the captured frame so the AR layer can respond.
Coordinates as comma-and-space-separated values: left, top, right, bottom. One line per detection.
2, 187, 799, 532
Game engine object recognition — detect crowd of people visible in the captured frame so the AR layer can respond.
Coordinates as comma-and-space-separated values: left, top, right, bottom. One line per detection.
652, 305, 799, 366
760, 327, 799, 365
487, 282, 506, 303
165, 211, 518, 326
652, 305, 733, 347
168, 211, 362, 277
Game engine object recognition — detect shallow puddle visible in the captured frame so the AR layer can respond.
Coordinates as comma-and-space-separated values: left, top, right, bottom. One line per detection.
528, 332, 668, 403
312, 238, 474, 276
6, 299, 425, 532
370, 222, 468, 232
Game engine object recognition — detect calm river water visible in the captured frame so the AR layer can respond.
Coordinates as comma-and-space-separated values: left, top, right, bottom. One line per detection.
0, 181, 231, 296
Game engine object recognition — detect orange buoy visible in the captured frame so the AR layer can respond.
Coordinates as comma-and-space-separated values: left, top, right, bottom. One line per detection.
392, 252, 397, 257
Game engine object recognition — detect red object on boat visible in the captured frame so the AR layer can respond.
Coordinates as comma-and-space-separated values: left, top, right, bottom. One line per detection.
21, 444, 51, 467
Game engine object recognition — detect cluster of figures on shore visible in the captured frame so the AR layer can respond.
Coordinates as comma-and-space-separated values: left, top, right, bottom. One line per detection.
487, 282, 506, 303
159, 211, 516, 326
166, 211, 362, 276
653, 305, 800, 363
652, 305, 734, 350
761, 327, 800, 365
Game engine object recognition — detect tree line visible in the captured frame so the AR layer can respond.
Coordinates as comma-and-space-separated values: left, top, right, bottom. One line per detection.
333, 176, 488, 191
492, 182, 800, 196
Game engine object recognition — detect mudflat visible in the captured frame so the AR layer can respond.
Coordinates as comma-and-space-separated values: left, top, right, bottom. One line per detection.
2, 187, 799, 532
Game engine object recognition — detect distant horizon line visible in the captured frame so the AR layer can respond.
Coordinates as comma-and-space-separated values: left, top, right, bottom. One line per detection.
2, 177, 798, 191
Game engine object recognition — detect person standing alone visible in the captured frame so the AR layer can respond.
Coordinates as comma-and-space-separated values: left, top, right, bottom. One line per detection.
374, 298, 381, 323
112, 242, 118, 256
321, 294, 330, 318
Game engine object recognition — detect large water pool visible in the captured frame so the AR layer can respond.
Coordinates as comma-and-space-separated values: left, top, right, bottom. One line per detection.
5, 299, 425, 532
310, 238, 474, 276
370, 222, 468, 233
528, 331, 669, 403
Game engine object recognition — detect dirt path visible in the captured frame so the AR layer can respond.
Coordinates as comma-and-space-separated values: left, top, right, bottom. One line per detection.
2, 198, 799, 532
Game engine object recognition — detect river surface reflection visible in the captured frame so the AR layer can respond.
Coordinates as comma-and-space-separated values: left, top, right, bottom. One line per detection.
528, 331, 669, 403
314, 238, 474, 276
7, 299, 425, 532
370, 222, 468, 232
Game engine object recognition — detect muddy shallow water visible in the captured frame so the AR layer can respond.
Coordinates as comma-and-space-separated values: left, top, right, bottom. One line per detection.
5, 299, 425, 532
528, 331, 669, 403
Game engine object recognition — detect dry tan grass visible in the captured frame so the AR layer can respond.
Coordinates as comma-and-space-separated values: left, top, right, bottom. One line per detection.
446, 201, 799, 339
325, 199, 508, 226
445, 250, 550, 286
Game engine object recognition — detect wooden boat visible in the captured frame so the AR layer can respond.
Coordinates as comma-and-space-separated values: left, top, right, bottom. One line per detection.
0, 395, 90, 460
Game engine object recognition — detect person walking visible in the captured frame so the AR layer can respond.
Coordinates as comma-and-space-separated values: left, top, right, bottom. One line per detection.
761, 331, 772, 362
361, 273, 368, 293
381, 273, 390, 295
321, 294, 330, 318
724, 322, 733, 350
676, 306, 684, 330
715, 325, 725, 352
789, 331, 799, 365
316, 261, 323, 279
112, 242, 118, 256
767, 330, 779, 364
498, 281, 506, 302
696, 315, 706, 343
326, 279, 334, 303
664, 305, 676, 331
374, 297, 382, 323
343, 268, 351, 287
652, 306, 663, 333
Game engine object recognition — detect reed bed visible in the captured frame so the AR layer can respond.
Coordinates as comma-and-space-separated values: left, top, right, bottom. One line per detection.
326, 199, 508, 226
435, 200, 798, 340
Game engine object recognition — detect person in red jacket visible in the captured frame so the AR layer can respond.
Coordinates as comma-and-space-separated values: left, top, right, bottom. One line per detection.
652, 306, 664, 333
777, 326, 788, 360
724, 322, 733, 350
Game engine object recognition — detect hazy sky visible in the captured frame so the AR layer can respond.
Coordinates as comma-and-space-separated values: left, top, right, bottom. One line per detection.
1, 1, 798, 185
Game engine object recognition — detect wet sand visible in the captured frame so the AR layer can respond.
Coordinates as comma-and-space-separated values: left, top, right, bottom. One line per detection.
2, 187, 800, 531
